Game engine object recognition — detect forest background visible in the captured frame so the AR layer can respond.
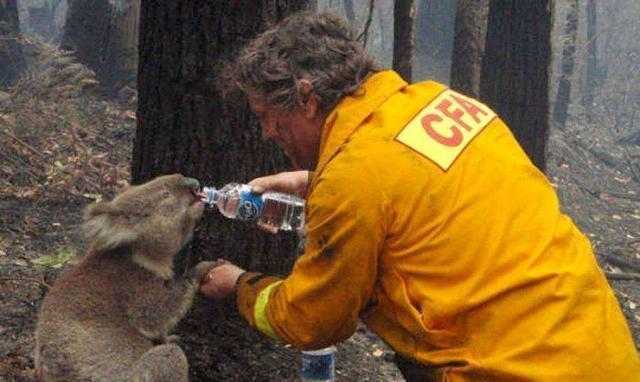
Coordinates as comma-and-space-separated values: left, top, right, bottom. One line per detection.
1, 1, 639, 381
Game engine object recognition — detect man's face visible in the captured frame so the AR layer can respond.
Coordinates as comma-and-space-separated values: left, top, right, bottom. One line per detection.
248, 94, 323, 170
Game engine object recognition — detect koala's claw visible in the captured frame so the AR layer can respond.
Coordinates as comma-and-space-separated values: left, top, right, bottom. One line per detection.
163, 335, 180, 344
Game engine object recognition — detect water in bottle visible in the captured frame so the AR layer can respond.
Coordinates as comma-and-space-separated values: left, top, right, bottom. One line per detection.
202, 183, 305, 232
301, 347, 336, 382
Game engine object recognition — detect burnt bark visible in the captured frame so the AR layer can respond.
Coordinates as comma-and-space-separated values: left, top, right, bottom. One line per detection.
104, 0, 140, 89
0, 0, 25, 88
480, 0, 551, 171
134, 2, 309, 380
450, 0, 489, 98
61, 0, 112, 85
61, 0, 138, 90
552, 0, 578, 129
393, 0, 416, 82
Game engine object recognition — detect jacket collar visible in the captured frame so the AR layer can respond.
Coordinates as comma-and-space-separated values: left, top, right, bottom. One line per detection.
313, 70, 407, 181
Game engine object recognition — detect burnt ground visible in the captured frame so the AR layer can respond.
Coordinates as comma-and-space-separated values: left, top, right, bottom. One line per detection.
1, 51, 639, 381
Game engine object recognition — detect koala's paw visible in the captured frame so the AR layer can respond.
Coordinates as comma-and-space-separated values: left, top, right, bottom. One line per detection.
191, 261, 218, 282
152, 334, 180, 346
163, 334, 181, 344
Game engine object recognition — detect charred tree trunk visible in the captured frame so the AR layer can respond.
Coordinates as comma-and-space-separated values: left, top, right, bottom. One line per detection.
552, 0, 578, 129
134, 2, 309, 381
0, 0, 25, 88
343, 0, 355, 24
450, 0, 488, 98
104, 0, 140, 89
582, 0, 597, 118
480, 0, 551, 171
393, 0, 416, 82
62, 0, 139, 90
61, 0, 112, 85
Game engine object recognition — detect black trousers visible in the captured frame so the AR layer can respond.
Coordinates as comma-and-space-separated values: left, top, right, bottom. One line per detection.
394, 354, 442, 382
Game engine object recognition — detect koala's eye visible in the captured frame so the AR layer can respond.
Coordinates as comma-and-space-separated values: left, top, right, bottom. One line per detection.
161, 190, 171, 199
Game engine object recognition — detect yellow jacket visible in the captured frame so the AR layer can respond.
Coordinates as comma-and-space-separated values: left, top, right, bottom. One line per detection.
237, 71, 640, 381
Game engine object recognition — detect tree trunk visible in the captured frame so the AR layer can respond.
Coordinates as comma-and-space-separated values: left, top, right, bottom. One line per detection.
134, 2, 310, 380
393, 0, 416, 82
343, 0, 355, 24
450, 0, 489, 98
552, 0, 578, 129
61, 0, 139, 90
480, 0, 551, 171
0, 0, 25, 88
582, 0, 597, 117
26, 1, 55, 42
104, 0, 140, 89
61, 0, 113, 85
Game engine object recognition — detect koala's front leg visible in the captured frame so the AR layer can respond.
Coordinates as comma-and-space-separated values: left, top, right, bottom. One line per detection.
128, 261, 218, 341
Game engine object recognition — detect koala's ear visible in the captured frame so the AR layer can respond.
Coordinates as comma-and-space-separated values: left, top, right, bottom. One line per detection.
83, 201, 139, 253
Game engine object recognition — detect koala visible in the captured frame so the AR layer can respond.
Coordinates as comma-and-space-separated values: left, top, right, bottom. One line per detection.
35, 174, 216, 382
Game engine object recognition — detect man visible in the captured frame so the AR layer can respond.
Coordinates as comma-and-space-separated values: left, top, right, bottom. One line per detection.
200, 12, 640, 381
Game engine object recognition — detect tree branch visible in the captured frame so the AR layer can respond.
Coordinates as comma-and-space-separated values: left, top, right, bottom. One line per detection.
357, 0, 375, 47
605, 271, 640, 281
0, 276, 52, 289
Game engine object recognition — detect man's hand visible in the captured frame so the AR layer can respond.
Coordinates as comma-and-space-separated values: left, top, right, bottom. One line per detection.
248, 171, 310, 198
248, 171, 310, 234
199, 259, 246, 300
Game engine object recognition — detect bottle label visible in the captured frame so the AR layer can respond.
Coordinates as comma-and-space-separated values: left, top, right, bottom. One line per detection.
238, 191, 264, 222
301, 351, 335, 381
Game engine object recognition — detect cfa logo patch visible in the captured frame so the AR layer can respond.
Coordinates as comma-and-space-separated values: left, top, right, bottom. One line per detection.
396, 89, 496, 170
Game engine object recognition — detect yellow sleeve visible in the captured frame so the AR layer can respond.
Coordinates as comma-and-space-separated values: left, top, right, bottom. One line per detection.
236, 272, 283, 338
237, 162, 388, 349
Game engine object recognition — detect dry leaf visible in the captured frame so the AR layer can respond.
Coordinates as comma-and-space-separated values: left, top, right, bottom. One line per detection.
124, 110, 136, 120
13, 259, 28, 266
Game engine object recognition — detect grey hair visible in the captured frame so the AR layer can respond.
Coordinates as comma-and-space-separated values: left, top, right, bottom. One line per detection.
223, 11, 380, 114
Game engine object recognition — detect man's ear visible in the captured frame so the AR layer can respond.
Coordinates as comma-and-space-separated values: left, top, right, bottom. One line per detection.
298, 79, 319, 119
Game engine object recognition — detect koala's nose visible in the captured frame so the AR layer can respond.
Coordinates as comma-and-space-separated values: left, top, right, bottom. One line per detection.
180, 177, 200, 193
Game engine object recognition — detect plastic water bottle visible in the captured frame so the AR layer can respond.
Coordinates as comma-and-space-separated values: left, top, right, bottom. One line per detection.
301, 346, 336, 382
202, 183, 305, 232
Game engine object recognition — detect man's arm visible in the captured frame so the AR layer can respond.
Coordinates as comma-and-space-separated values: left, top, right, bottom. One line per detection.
236, 165, 387, 349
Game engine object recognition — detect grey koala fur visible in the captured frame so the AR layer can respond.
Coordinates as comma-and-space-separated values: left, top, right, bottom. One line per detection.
35, 174, 216, 382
